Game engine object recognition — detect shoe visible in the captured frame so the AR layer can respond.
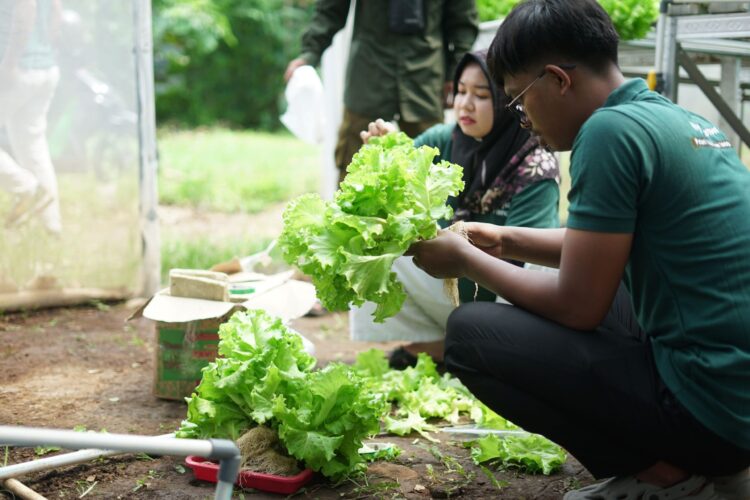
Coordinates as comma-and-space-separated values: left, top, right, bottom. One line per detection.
563, 475, 716, 500
5, 188, 53, 228
709, 467, 749, 500
388, 346, 446, 373
388, 346, 419, 370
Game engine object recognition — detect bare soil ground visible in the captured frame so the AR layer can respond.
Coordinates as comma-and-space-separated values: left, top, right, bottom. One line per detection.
0, 303, 594, 499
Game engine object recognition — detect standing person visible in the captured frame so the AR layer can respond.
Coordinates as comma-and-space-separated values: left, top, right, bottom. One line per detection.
284, 0, 478, 185
352, 50, 559, 369
0, 0, 62, 234
408, 1, 750, 498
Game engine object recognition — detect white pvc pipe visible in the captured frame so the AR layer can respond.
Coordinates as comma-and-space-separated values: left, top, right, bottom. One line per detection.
0, 427, 211, 464
214, 481, 234, 499
0, 434, 174, 480
0, 427, 239, 500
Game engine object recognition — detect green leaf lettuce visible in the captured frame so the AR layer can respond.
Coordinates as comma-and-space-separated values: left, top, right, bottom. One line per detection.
279, 132, 464, 322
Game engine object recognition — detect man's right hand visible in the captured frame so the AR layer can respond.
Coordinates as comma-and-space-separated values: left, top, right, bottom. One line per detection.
284, 58, 307, 83
359, 119, 397, 143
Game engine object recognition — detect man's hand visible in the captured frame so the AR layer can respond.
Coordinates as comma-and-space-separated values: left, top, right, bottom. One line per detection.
407, 229, 475, 279
284, 58, 307, 83
359, 119, 397, 144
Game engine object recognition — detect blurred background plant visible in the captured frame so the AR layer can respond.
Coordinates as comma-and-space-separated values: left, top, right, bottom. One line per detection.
152, 0, 658, 130
153, 0, 315, 129
153, 0, 658, 130
476, 0, 658, 41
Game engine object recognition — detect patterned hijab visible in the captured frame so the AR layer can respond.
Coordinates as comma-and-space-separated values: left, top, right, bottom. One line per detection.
450, 50, 559, 222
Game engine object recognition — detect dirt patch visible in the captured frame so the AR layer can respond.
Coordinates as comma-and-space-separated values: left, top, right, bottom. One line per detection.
0, 302, 594, 499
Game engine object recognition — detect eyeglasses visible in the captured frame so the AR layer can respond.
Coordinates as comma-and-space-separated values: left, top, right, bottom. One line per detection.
505, 64, 576, 129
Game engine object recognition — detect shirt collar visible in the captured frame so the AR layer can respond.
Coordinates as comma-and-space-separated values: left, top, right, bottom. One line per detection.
602, 78, 650, 108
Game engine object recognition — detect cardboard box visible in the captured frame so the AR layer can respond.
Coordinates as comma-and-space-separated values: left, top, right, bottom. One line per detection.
130, 271, 317, 400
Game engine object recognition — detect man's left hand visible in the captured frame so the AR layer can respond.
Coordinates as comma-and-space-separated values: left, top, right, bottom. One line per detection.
408, 229, 473, 279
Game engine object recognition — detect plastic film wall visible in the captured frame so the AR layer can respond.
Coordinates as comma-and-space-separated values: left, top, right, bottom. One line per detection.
0, 0, 158, 311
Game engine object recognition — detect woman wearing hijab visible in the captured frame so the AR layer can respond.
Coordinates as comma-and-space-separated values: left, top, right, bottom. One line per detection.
351, 50, 560, 368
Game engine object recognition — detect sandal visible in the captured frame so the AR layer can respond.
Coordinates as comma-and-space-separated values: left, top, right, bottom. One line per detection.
563, 475, 716, 500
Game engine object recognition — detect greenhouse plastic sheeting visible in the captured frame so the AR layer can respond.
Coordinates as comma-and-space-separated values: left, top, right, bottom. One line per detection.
0, 0, 158, 311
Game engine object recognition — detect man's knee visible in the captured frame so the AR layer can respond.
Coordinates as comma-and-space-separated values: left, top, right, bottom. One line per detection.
446, 303, 476, 343
444, 302, 489, 368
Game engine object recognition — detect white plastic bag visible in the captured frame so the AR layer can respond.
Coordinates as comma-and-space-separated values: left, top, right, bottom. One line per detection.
280, 65, 325, 145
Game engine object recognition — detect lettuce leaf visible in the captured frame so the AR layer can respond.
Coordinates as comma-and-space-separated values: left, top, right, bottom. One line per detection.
178, 318, 566, 480
470, 434, 567, 475
353, 349, 565, 475
176, 310, 386, 480
279, 132, 464, 322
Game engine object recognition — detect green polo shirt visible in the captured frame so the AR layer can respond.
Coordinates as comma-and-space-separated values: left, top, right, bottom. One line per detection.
299, 0, 478, 122
567, 78, 750, 449
417, 123, 560, 302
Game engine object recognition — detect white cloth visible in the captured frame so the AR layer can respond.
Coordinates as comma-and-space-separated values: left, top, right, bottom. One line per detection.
0, 66, 61, 232
350, 256, 455, 342
280, 65, 325, 145
350, 258, 560, 343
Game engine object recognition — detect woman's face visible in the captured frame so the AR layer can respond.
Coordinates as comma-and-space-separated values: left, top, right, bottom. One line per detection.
453, 62, 494, 139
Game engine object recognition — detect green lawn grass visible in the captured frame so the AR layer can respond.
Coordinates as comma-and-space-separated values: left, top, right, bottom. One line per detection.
157, 128, 321, 282
157, 128, 321, 213
161, 236, 280, 281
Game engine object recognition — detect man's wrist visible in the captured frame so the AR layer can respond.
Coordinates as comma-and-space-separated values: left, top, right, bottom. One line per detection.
457, 242, 482, 279
497, 227, 514, 260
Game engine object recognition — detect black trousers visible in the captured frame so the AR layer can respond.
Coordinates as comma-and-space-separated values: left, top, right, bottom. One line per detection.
444, 286, 750, 479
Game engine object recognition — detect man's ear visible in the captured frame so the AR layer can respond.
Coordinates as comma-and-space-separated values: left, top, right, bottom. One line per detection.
546, 64, 573, 95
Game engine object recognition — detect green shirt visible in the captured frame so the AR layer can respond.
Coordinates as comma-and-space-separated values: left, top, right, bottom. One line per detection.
299, 0, 478, 122
417, 123, 560, 302
567, 79, 750, 449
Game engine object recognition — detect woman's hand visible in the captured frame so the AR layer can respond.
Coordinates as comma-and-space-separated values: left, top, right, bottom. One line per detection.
359, 119, 397, 144
284, 58, 307, 83
407, 229, 476, 279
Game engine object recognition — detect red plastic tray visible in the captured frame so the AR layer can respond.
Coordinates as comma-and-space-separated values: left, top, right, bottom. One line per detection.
185, 456, 313, 494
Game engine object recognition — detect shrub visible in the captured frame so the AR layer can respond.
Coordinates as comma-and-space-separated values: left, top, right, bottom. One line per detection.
477, 0, 658, 41
153, 0, 315, 129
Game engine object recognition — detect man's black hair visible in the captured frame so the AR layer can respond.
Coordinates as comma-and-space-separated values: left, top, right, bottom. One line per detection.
487, 0, 619, 84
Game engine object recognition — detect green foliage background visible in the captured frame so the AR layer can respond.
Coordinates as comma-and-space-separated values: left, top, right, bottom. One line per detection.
153, 0, 658, 129
153, 0, 315, 129
476, 0, 658, 40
